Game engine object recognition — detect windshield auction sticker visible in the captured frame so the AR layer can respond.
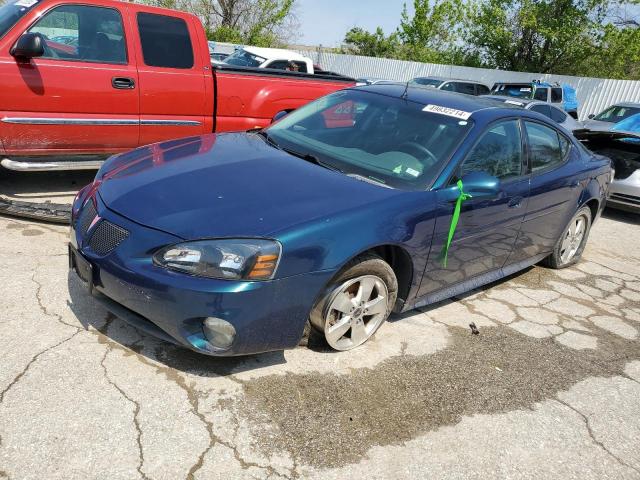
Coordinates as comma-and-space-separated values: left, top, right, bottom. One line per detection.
423, 104, 472, 120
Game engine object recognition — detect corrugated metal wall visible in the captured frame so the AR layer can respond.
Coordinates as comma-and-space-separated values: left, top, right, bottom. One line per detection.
212, 43, 640, 120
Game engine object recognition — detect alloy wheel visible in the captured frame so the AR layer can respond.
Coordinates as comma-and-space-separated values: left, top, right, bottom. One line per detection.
560, 214, 587, 264
323, 275, 389, 351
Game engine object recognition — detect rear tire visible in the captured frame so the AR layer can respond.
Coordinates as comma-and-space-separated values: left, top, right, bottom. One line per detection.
309, 254, 398, 351
542, 206, 592, 269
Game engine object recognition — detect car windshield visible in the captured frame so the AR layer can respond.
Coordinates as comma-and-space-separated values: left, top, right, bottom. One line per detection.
411, 78, 444, 88
491, 84, 534, 99
224, 49, 266, 67
266, 90, 474, 190
594, 105, 640, 123
0, 0, 40, 39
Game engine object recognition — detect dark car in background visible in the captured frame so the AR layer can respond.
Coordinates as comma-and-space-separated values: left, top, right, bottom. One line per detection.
410, 76, 491, 96
69, 86, 610, 356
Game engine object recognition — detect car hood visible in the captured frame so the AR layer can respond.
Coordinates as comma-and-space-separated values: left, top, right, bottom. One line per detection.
97, 133, 400, 239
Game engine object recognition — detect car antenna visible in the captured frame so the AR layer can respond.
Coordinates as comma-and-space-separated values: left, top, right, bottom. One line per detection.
401, 80, 410, 100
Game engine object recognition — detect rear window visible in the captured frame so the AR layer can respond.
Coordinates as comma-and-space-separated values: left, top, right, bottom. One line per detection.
137, 12, 193, 69
411, 78, 444, 88
225, 49, 266, 67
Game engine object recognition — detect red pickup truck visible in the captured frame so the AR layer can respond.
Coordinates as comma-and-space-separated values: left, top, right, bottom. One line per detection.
0, 0, 354, 171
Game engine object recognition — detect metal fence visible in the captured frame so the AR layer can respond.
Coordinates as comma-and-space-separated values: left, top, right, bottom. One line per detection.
211, 42, 640, 120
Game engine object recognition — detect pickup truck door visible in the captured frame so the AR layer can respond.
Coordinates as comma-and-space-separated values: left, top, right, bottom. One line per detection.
0, 2, 139, 155
132, 10, 211, 145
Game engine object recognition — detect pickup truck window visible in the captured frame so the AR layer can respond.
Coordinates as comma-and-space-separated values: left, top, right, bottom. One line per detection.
534, 88, 548, 101
551, 87, 563, 103
137, 12, 193, 69
28, 5, 126, 64
0, 0, 41, 39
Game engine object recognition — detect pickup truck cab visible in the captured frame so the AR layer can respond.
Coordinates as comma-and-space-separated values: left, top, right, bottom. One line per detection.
224, 46, 315, 74
491, 81, 579, 119
0, 0, 353, 171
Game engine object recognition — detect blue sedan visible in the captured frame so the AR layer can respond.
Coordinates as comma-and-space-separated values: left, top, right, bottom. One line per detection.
69, 85, 611, 356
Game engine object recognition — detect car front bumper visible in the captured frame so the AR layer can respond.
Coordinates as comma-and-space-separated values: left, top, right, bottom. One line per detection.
69, 195, 335, 356
608, 170, 640, 213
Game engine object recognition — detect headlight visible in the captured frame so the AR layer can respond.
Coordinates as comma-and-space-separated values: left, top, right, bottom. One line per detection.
153, 239, 281, 281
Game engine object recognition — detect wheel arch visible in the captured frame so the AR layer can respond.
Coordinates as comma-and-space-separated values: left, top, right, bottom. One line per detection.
330, 243, 415, 310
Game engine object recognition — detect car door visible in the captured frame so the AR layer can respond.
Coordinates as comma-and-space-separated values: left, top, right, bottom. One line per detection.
417, 119, 530, 298
510, 120, 582, 263
133, 10, 209, 146
0, 2, 139, 155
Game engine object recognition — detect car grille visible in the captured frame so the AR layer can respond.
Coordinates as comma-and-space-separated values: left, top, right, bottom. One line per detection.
610, 193, 640, 206
88, 221, 129, 256
77, 200, 97, 237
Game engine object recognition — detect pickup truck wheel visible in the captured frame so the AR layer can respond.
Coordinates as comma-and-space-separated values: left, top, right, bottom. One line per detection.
543, 206, 592, 269
309, 255, 397, 351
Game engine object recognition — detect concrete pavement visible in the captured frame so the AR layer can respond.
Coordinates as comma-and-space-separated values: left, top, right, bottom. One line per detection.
1, 205, 639, 479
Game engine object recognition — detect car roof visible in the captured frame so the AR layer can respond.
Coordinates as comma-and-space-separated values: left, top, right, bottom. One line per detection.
612, 102, 640, 108
242, 46, 310, 63
413, 76, 487, 85
358, 84, 521, 115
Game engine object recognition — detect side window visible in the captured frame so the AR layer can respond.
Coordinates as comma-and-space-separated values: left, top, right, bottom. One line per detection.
550, 106, 567, 123
459, 120, 523, 180
440, 82, 455, 92
455, 83, 477, 95
524, 122, 569, 172
293, 61, 307, 73
265, 60, 290, 70
530, 104, 552, 119
137, 13, 193, 69
551, 88, 563, 103
28, 5, 126, 64
476, 84, 490, 96
533, 88, 548, 101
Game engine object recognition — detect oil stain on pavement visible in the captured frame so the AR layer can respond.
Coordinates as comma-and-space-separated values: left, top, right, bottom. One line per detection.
239, 324, 640, 469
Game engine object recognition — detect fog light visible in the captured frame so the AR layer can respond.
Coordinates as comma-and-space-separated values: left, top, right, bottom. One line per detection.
202, 317, 236, 350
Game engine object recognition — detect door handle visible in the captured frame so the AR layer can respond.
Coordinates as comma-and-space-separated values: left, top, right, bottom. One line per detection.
508, 196, 523, 209
112, 77, 135, 90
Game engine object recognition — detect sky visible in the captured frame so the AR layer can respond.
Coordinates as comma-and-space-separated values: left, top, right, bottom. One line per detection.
295, 0, 414, 47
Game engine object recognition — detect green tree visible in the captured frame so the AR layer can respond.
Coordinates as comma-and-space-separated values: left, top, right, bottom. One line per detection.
397, 0, 468, 63
341, 27, 401, 57
465, 0, 608, 74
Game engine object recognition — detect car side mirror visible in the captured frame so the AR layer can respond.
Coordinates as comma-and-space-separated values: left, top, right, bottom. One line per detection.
460, 171, 500, 198
440, 171, 500, 203
588, 114, 595, 119
272, 110, 290, 123
11, 33, 45, 59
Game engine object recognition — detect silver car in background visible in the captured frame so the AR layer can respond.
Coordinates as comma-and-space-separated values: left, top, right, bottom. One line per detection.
576, 122, 640, 213
582, 103, 640, 132
411, 77, 491, 96
483, 96, 583, 133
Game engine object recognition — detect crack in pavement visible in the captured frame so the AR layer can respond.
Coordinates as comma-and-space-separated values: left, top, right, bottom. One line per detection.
90, 319, 285, 480
0, 330, 81, 405
555, 398, 640, 476
32, 259, 83, 331
99, 344, 150, 480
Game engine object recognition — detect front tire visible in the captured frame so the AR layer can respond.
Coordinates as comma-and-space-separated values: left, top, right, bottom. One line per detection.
309, 255, 398, 351
543, 206, 592, 269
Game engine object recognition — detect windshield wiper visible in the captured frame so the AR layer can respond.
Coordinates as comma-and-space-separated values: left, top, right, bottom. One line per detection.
347, 173, 392, 188
281, 147, 343, 173
254, 129, 281, 150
